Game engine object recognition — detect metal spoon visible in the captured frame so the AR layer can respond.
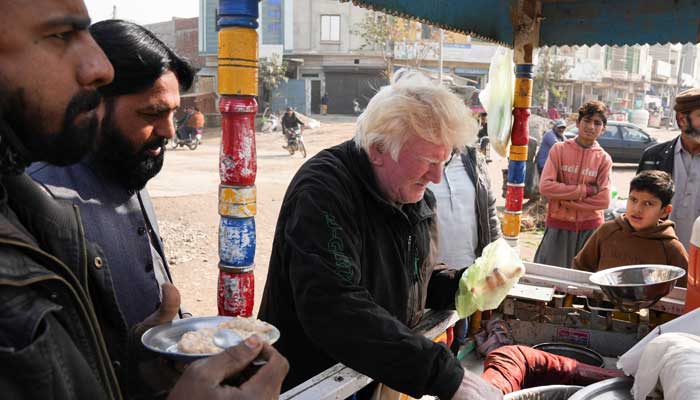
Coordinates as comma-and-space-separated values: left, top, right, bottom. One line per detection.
213, 329, 267, 366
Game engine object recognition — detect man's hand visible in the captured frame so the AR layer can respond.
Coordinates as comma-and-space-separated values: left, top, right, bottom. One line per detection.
585, 184, 599, 197
168, 336, 290, 400
451, 369, 503, 400
133, 282, 181, 339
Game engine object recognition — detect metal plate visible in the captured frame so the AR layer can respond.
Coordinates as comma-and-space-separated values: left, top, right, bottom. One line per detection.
568, 377, 634, 400
141, 316, 280, 362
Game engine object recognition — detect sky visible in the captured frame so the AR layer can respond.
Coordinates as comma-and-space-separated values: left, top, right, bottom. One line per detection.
84, 0, 199, 25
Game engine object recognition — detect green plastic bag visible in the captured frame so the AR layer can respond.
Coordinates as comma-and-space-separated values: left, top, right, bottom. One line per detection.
455, 238, 526, 318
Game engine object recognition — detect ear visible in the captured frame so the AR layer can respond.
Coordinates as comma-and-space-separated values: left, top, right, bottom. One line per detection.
661, 204, 672, 219
677, 113, 688, 130
368, 143, 385, 166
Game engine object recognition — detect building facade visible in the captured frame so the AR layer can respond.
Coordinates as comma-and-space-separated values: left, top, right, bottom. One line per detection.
198, 0, 499, 115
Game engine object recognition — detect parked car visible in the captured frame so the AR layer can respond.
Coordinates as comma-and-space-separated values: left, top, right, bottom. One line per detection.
564, 121, 657, 163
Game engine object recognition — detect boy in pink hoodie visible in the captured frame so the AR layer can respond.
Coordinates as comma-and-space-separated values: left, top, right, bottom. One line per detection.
534, 101, 613, 268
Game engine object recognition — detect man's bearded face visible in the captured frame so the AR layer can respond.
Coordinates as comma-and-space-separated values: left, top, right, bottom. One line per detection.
93, 100, 166, 191
0, 78, 102, 172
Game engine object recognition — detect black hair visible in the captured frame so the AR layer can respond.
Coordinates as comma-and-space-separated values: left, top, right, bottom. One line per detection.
630, 170, 675, 207
89, 20, 194, 97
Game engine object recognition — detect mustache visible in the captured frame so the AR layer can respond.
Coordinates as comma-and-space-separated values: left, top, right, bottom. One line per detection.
63, 89, 102, 126
141, 136, 166, 153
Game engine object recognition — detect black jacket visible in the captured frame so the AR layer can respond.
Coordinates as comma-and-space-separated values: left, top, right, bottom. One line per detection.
637, 136, 679, 175
0, 173, 122, 400
258, 141, 464, 399
459, 147, 501, 256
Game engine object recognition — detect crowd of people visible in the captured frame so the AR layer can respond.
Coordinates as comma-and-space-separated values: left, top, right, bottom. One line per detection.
2, 1, 700, 399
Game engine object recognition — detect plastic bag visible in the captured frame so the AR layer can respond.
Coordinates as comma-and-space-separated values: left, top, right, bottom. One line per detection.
478, 47, 514, 158
455, 238, 525, 318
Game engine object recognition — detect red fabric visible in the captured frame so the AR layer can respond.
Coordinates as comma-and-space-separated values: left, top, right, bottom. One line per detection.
481, 345, 624, 394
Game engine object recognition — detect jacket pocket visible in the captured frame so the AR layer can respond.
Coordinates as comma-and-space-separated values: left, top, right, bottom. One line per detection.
0, 310, 109, 400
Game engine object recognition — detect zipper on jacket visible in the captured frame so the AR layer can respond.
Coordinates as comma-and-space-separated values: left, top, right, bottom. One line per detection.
407, 234, 418, 281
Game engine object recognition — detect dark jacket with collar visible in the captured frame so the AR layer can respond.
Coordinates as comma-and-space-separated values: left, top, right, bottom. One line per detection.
458, 147, 502, 256
637, 136, 679, 175
0, 173, 122, 400
259, 140, 464, 400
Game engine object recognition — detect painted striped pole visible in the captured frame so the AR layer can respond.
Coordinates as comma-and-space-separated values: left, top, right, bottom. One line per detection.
216, 0, 259, 317
502, 64, 534, 242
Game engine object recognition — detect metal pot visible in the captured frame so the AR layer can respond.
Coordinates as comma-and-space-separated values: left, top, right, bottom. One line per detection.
504, 385, 583, 400
532, 342, 605, 368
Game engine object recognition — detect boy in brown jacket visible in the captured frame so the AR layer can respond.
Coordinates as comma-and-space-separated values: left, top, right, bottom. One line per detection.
573, 170, 688, 286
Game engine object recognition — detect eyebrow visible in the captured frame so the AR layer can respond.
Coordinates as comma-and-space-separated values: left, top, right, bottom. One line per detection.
138, 104, 179, 113
41, 16, 91, 31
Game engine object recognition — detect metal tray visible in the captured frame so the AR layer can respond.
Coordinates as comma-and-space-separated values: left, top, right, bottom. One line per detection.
568, 377, 634, 400
141, 316, 280, 362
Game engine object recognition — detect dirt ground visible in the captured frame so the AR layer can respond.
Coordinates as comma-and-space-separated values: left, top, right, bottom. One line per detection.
150, 115, 680, 317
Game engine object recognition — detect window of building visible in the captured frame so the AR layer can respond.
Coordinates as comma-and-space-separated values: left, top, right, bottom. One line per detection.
626, 47, 641, 74
321, 15, 341, 42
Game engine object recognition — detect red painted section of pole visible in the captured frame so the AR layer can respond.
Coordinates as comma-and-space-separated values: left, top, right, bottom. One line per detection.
219, 97, 257, 187
218, 265, 255, 317
511, 108, 531, 146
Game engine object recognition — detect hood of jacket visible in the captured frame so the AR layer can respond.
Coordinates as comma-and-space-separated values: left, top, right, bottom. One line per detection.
615, 215, 679, 241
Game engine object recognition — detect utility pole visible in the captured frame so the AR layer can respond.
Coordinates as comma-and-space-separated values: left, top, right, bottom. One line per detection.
672, 45, 686, 128
112, 5, 117, 19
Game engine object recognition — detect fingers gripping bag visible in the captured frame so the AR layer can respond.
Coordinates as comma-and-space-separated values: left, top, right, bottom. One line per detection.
478, 47, 515, 157
456, 238, 525, 318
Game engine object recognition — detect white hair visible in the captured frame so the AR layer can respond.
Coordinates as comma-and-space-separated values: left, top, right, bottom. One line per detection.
353, 70, 478, 160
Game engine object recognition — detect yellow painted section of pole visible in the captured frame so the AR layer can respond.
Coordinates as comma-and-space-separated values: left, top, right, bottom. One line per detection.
218, 27, 258, 96
514, 77, 533, 108
509, 145, 529, 161
219, 185, 257, 217
219, 185, 256, 204
502, 211, 523, 238
219, 203, 257, 218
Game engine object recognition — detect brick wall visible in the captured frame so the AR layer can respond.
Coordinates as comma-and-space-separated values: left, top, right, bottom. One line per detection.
174, 17, 206, 69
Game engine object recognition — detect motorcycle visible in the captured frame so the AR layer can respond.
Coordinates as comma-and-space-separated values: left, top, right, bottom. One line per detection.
353, 99, 364, 116
283, 127, 307, 158
262, 113, 280, 133
170, 125, 199, 150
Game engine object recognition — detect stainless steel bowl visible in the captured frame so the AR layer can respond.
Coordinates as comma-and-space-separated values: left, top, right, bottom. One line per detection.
141, 316, 281, 362
504, 385, 583, 400
568, 377, 633, 400
589, 264, 685, 312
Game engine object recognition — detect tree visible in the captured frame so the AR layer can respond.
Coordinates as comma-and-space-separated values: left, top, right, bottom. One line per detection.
352, 12, 440, 78
533, 48, 571, 110
259, 54, 288, 108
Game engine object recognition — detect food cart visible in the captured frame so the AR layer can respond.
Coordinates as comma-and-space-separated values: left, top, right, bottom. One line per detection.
284, 2, 700, 398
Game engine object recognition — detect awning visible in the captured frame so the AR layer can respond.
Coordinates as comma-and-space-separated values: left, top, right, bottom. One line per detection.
341, 0, 700, 47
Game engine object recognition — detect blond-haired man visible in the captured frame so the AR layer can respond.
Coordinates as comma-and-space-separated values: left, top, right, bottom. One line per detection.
260, 72, 502, 399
